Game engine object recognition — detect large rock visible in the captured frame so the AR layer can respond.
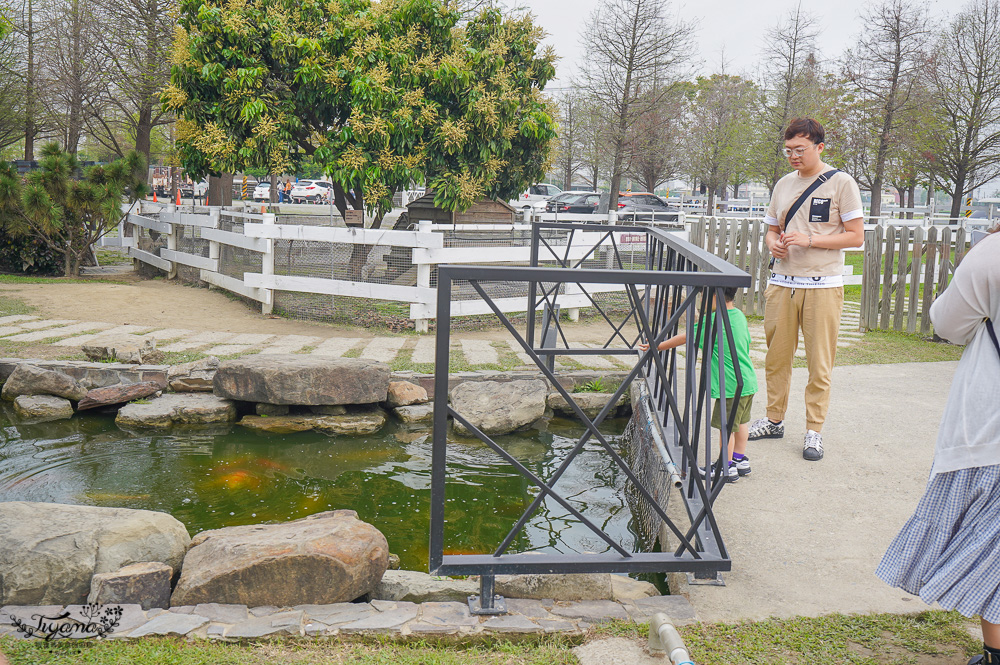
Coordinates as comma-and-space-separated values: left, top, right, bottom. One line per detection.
546, 392, 624, 420
495, 573, 613, 601
449, 379, 547, 435
213, 355, 390, 405
0, 502, 190, 605
13, 394, 74, 422
373, 570, 477, 603
167, 357, 219, 392
88, 561, 172, 610
1, 364, 87, 401
116, 393, 236, 428
393, 404, 433, 424
238, 408, 387, 436
170, 510, 389, 607
76, 381, 162, 411
386, 381, 427, 408
82, 336, 161, 364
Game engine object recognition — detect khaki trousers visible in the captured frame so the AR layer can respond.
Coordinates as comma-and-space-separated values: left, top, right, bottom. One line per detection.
763, 284, 843, 432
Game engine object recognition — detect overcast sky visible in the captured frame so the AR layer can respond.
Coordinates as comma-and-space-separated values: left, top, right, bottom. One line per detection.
524, 0, 947, 88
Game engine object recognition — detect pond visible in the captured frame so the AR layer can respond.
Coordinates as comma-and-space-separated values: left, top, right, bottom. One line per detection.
0, 412, 641, 572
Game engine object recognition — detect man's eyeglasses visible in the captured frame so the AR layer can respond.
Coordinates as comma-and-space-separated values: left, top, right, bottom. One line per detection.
783, 143, 819, 158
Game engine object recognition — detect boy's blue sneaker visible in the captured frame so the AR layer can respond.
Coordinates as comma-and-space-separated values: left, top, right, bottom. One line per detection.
748, 418, 784, 440
732, 455, 751, 476
696, 461, 739, 483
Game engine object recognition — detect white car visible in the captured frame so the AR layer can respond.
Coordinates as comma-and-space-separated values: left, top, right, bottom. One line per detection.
290, 180, 333, 204
509, 183, 562, 212
252, 181, 274, 202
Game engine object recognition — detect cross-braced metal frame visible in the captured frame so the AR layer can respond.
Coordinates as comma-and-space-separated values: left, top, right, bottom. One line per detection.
430, 222, 750, 612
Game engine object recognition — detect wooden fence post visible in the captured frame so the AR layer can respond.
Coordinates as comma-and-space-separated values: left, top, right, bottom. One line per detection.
879, 226, 896, 330
892, 226, 910, 331
920, 226, 938, 335
906, 226, 924, 333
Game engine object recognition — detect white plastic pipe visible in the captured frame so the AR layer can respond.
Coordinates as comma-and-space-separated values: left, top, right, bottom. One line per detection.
648, 613, 694, 664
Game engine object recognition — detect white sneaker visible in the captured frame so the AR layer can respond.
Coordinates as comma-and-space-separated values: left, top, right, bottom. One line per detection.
803, 430, 824, 461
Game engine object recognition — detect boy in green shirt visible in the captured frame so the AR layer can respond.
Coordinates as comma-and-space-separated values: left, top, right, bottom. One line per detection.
640, 286, 758, 482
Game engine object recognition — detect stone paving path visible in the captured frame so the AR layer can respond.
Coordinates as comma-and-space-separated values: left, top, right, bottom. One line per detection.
0, 302, 864, 371
0, 596, 695, 641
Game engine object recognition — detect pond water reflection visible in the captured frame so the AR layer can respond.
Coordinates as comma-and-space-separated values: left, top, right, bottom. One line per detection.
0, 412, 639, 571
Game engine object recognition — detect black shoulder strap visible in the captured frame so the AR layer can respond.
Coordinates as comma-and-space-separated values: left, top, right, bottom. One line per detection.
987, 319, 1000, 357
781, 169, 840, 231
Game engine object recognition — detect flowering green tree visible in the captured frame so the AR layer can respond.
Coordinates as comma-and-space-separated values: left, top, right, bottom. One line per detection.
164, 0, 557, 224
0, 144, 147, 276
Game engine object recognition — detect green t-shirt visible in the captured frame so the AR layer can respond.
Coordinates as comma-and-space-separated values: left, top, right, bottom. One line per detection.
693, 307, 758, 399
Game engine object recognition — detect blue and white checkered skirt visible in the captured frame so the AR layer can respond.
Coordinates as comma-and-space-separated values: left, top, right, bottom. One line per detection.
876, 464, 1000, 622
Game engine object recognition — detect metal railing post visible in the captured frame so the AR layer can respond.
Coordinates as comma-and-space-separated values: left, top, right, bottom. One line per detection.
469, 573, 506, 615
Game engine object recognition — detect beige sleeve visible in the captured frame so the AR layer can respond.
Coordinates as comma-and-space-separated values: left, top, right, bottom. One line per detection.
837, 176, 864, 221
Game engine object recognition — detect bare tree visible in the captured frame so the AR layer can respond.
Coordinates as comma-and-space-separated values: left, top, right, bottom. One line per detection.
684, 74, 759, 214
554, 91, 582, 190
625, 86, 684, 192
88, 0, 176, 165
1, 0, 50, 159
38, 0, 105, 153
843, 0, 930, 220
576, 98, 609, 190
929, 0, 1000, 220
0, 1, 23, 151
755, 2, 821, 191
578, 0, 693, 210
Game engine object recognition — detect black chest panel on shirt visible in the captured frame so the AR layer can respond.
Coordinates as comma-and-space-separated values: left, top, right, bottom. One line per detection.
809, 197, 831, 223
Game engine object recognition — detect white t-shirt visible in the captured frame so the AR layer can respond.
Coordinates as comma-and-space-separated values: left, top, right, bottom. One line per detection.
929, 231, 1000, 476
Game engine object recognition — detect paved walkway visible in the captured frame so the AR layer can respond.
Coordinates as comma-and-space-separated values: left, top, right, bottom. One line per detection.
0, 596, 694, 641
0, 301, 863, 370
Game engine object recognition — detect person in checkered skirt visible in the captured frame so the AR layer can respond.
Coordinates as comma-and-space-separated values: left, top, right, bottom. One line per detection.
876, 227, 1000, 665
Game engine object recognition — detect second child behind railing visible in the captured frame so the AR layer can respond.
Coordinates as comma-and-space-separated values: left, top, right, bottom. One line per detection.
639, 286, 759, 483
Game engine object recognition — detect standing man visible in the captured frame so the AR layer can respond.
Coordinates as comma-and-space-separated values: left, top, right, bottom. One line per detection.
748, 118, 864, 461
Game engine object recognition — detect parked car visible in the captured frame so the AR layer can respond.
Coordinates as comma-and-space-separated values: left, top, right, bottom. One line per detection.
252, 181, 275, 202
600, 192, 681, 222
544, 191, 601, 214
509, 183, 562, 211
178, 180, 208, 198
290, 180, 333, 204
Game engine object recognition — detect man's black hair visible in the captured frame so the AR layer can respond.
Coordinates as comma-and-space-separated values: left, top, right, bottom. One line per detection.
723, 286, 738, 302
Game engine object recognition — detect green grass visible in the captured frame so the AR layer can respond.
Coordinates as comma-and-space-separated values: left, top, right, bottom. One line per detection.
679, 610, 979, 665
0, 611, 979, 664
795, 329, 965, 368
0, 636, 580, 664
0, 294, 36, 317
0, 275, 129, 285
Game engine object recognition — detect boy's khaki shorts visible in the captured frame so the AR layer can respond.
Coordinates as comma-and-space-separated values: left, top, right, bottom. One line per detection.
711, 393, 754, 430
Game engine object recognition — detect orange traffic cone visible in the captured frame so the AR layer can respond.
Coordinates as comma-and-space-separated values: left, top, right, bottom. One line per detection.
261, 205, 266, 214
176, 188, 181, 206
152, 190, 157, 202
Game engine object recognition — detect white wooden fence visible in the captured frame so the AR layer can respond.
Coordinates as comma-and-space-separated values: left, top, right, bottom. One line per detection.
125, 202, 679, 331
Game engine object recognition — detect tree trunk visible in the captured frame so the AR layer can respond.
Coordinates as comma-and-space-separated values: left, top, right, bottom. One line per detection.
23, 0, 35, 162
269, 174, 278, 204
134, 104, 153, 170
949, 173, 966, 222
207, 174, 233, 206
906, 185, 915, 220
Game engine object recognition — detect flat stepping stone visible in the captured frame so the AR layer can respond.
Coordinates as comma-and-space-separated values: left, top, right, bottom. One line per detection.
215, 355, 389, 405
260, 335, 322, 354
505, 339, 535, 366
0, 326, 27, 337
205, 344, 254, 356
116, 393, 237, 428
228, 333, 276, 345
410, 337, 436, 364
482, 615, 542, 633
0, 315, 38, 325
54, 325, 156, 346
142, 328, 195, 341
122, 611, 210, 638
338, 606, 418, 633
460, 339, 498, 365
310, 337, 363, 357
550, 600, 630, 623
3, 322, 113, 343
225, 610, 303, 638
15, 319, 76, 330
360, 338, 406, 362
